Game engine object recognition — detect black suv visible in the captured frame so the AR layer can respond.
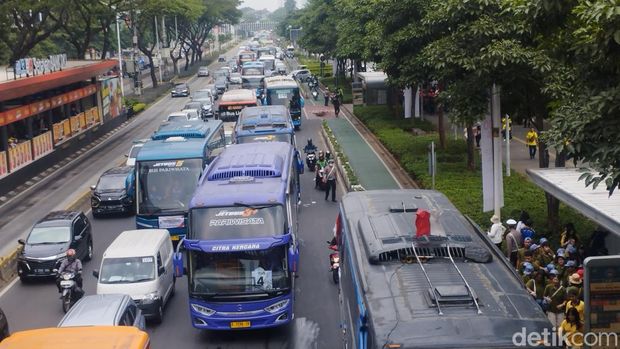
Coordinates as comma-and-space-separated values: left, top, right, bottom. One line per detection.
91, 166, 135, 217
17, 211, 93, 282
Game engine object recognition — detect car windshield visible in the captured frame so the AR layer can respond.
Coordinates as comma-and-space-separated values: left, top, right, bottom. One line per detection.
167, 115, 187, 122
237, 133, 292, 144
27, 226, 71, 244
175, 84, 187, 89
185, 103, 202, 110
189, 245, 289, 298
194, 91, 212, 102
190, 205, 285, 240
99, 256, 155, 284
231, 73, 241, 79
137, 158, 203, 214
97, 174, 126, 191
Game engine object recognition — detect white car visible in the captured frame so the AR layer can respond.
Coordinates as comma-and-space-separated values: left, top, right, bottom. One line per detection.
125, 141, 146, 167
197, 66, 209, 77
181, 109, 201, 121
164, 111, 191, 123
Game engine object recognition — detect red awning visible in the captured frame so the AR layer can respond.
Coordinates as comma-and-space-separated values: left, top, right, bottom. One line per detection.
0, 60, 117, 102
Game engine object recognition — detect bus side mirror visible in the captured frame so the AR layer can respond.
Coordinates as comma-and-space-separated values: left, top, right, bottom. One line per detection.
288, 245, 299, 273
296, 151, 304, 174
173, 252, 185, 277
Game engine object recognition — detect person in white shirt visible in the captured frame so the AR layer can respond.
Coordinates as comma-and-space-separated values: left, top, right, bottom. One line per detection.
487, 214, 505, 249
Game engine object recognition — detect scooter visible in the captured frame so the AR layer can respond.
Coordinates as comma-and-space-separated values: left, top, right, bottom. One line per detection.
315, 167, 327, 190
58, 271, 83, 313
327, 241, 340, 284
306, 152, 317, 172
311, 87, 319, 101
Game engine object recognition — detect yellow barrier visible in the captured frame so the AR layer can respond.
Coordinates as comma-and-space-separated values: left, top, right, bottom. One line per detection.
33, 131, 53, 159
70, 115, 80, 134
0, 151, 7, 177
0, 246, 21, 284
62, 119, 71, 139
8, 141, 33, 172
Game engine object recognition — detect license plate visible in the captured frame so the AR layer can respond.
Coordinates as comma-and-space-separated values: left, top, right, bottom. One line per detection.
60, 280, 74, 287
35, 269, 49, 274
230, 321, 251, 329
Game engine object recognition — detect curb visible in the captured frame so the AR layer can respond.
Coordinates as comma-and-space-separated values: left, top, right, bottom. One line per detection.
320, 125, 352, 192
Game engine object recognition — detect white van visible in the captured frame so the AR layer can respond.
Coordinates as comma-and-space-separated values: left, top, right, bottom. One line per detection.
93, 229, 174, 323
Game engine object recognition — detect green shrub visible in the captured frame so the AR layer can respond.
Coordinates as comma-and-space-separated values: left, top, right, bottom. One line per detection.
132, 103, 146, 113
352, 104, 596, 244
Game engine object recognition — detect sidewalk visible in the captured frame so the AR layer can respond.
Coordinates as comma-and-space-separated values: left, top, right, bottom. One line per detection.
420, 112, 574, 176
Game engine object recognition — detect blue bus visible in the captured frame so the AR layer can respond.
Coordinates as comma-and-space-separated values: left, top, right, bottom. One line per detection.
173, 142, 304, 330
241, 61, 265, 98
234, 105, 296, 146
262, 76, 303, 129
135, 120, 225, 240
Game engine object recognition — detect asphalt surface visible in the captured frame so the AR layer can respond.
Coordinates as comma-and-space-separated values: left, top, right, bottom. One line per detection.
0, 47, 344, 348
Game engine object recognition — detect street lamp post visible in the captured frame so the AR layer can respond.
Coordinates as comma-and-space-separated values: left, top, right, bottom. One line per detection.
115, 13, 124, 97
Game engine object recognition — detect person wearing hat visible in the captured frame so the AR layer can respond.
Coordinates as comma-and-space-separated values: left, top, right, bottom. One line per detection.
504, 218, 521, 268
487, 215, 505, 250
555, 252, 566, 282
544, 270, 565, 326
558, 286, 585, 323
563, 260, 578, 287
517, 237, 533, 269
521, 262, 535, 284
568, 273, 584, 300
526, 269, 546, 308
537, 238, 555, 266
323, 159, 338, 202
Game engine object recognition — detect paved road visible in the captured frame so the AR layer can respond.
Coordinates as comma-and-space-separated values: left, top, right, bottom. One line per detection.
0, 46, 343, 348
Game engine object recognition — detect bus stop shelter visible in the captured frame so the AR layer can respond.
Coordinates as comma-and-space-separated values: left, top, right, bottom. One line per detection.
527, 168, 620, 254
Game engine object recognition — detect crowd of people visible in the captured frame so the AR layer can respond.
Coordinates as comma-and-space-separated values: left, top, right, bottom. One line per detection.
487, 211, 609, 348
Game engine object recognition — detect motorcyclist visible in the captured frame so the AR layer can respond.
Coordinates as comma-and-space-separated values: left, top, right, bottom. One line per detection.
56, 249, 83, 294
325, 150, 332, 161
304, 138, 317, 154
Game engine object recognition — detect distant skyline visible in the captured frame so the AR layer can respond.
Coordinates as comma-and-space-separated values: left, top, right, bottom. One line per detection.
240, 0, 304, 12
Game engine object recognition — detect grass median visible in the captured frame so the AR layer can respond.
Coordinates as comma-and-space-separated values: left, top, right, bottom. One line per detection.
352, 105, 595, 244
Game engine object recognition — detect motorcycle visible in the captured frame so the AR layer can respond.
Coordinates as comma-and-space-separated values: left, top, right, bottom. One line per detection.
327, 241, 340, 284
58, 271, 83, 313
315, 166, 327, 191
306, 152, 317, 172
311, 87, 319, 101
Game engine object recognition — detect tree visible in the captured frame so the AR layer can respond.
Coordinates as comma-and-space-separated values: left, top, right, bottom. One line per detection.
297, 0, 338, 56
0, 0, 69, 64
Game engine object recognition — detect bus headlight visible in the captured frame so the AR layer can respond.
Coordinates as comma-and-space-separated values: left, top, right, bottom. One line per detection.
191, 303, 215, 316
264, 299, 289, 313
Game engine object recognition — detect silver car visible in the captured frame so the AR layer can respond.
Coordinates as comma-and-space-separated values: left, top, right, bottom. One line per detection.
197, 66, 209, 77
58, 294, 145, 330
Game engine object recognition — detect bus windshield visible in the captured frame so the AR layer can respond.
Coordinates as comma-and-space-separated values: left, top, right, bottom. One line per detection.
242, 67, 263, 76
259, 59, 274, 71
190, 205, 285, 240
267, 88, 297, 106
189, 245, 290, 298
236, 134, 292, 144
137, 158, 203, 215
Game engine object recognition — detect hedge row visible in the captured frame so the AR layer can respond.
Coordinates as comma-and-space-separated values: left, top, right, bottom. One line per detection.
353, 105, 595, 245
298, 57, 333, 77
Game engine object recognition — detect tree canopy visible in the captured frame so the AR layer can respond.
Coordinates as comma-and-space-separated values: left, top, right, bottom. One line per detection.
286, 0, 620, 195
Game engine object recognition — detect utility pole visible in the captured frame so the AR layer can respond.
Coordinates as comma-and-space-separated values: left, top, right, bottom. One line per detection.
132, 10, 141, 95
115, 12, 124, 97
154, 16, 163, 83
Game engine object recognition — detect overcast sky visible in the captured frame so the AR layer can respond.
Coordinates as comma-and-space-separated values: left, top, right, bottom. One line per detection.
240, 0, 305, 12
241, 0, 282, 12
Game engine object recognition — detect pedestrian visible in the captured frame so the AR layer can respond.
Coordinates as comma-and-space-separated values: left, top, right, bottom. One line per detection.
504, 219, 521, 268
526, 127, 538, 159
537, 238, 555, 266
517, 237, 533, 269
543, 270, 565, 327
559, 286, 585, 323
560, 223, 580, 249
324, 159, 337, 202
559, 307, 584, 349
332, 93, 341, 117
487, 215, 505, 250
516, 210, 530, 235
324, 87, 330, 107
521, 219, 536, 241
475, 124, 481, 148
526, 269, 546, 309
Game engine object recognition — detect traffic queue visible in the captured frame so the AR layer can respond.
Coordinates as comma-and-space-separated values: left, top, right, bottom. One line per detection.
1, 33, 310, 347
